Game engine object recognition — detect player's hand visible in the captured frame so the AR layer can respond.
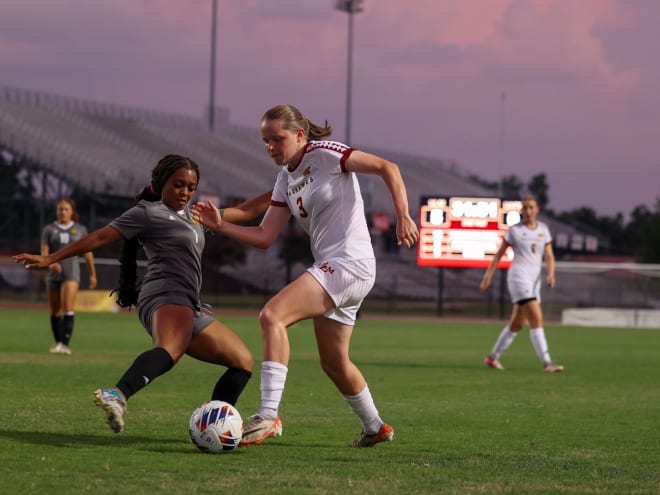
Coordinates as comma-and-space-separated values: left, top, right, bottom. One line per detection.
190, 201, 223, 231
89, 275, 98, 290
396, 215, 419, 248
49, 262, 62, 273
13, 253, 50, 269
479, 276, 491, 293
547, 273, 555, 288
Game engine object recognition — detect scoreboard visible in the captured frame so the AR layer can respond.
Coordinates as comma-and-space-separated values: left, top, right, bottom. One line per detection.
417, 196, 522, 268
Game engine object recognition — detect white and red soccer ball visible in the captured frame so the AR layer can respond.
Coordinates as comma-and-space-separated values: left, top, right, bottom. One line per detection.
189, 400, 243, 453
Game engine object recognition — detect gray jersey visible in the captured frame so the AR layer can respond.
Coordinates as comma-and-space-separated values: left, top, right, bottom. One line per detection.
41, 221, 89, 283
110, 200, 205, 311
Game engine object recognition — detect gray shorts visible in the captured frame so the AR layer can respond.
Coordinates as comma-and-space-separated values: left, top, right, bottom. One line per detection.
137, 293, 214, 337
46, 265, 80, 292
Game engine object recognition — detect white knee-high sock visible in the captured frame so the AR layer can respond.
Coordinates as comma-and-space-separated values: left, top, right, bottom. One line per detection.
529, 327, 552, 364
490, 326, 518, 359
257, 361, 288, 419
343, 384, 383, 435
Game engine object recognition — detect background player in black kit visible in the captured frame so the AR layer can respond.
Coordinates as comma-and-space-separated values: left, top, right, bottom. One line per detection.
15, 154, 270, 433
41, 197, 97, 355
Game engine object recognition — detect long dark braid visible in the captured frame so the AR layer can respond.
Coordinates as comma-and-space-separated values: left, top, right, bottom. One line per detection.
112, 154, 200, 308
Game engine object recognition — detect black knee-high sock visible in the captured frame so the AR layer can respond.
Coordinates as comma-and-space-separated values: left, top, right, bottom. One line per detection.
211, 368, 252, 405
50, 315, 62, 343
62, 314, 74, 345
116, 348, 175, 400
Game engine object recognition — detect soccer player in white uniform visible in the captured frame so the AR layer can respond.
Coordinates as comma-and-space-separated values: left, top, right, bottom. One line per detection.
480, 196, 564, 372
192, 104, 419, 447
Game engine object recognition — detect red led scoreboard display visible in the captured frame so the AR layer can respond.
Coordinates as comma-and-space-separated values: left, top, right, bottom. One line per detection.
417, 197, 523, 268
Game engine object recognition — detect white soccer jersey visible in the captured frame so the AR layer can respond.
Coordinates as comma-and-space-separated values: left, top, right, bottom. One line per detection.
504, 221, 552, 302
271, 140, 374, 262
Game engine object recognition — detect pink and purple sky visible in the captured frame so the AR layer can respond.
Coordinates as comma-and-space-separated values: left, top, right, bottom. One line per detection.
1, 0, 658, 218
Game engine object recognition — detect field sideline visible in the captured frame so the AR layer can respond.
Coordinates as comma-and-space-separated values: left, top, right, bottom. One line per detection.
1, 308, 658, 494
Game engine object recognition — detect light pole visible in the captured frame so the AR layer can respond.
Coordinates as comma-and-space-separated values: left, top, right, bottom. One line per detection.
208, 0, 218, 132
334, 0, 364, 145
497, 91, 507, 198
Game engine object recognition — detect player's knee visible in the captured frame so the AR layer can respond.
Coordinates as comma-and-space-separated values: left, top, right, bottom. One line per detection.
319, 354, 349, 379
258, 305, 284, 335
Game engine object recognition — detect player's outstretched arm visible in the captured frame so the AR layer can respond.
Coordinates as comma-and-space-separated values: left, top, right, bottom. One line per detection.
14, 225, 123, 269
344, 150, 419, 248
192, 200, 290, 250
223, 191, 272, 224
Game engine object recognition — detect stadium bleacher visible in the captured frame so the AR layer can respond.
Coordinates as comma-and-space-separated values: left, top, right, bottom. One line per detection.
2, 84, 657, 317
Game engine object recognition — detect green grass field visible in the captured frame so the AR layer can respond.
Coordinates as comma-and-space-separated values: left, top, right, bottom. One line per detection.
1, 308, 658, 494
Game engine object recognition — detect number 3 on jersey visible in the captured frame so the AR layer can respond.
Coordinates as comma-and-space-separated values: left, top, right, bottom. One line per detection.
296, 196, 309, 218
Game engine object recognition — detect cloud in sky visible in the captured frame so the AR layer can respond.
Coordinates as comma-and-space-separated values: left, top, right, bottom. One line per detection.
1, 0, 658, 217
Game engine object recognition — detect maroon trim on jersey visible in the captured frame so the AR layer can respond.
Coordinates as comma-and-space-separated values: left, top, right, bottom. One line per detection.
271, 200, 288, 207
287, 144, 313, 172
291, 141, 355, 173
339, 147, 355, 173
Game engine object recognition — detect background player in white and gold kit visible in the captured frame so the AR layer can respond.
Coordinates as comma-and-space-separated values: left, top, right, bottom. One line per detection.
193, 104, 419, 447
480, 196, 564, 372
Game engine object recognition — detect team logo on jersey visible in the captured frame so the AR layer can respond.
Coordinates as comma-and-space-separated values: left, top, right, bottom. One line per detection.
303, 166, 311, 176
319, 261, 335, 274
71, 228, 77, 235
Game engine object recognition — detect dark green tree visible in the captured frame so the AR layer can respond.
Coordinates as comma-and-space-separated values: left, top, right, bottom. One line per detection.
501, 174, 524, 199
634, 200, 660, 262
528, 173, 549, 210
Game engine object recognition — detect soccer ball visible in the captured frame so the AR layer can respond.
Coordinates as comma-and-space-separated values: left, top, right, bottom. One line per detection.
189, 400, 243, 453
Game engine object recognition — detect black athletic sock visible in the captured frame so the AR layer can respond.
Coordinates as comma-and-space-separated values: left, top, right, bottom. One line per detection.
50, 315, 62, 343
115, 347, 175, 400
62, 314, 74, 345
211, 368, 252, 405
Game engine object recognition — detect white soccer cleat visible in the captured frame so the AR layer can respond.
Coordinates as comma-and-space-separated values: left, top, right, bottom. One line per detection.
94, 388, 127, 433
240, 415, 282, 446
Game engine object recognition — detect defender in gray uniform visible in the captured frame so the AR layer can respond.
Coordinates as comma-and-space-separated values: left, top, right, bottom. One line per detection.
15, 154, 271, 434
41, 197, 97, 355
